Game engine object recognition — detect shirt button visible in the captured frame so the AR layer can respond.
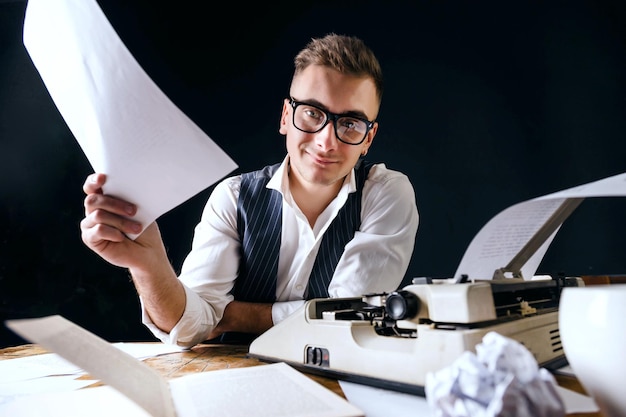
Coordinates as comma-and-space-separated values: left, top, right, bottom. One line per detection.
296, 285, 303, 291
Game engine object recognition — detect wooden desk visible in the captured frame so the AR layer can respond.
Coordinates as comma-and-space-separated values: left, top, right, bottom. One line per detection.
0, 343, 600, 416
0, 343, 344, 398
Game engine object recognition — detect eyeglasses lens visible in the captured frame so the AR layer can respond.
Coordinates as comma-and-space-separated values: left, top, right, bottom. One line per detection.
293, 103, 367, 145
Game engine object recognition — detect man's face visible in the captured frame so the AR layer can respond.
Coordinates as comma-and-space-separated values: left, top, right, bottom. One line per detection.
279, 64, 379, 190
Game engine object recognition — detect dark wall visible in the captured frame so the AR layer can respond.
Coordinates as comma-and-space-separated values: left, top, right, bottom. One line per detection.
2, 0, 625, 348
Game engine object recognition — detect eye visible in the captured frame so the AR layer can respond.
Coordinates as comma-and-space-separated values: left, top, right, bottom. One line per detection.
338, 117, 365, 132
302, 106, 324, 122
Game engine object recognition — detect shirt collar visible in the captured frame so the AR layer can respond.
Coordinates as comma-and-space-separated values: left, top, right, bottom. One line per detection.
266, 155, 357, 195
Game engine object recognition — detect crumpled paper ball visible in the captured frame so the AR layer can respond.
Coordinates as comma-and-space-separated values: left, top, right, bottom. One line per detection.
425, 331, 565, 417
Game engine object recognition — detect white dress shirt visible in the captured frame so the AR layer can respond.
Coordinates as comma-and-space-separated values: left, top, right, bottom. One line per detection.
143, 156, 419, 347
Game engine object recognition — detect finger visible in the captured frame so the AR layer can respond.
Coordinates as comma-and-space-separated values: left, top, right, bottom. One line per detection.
84, 193, 137, 218
81, 219, 128, 246
83, 173, 106, 195
82, 207, 142, 236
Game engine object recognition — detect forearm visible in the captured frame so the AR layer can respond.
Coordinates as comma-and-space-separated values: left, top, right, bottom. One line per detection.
129, 261, 186, 333
210, 300, 274, 338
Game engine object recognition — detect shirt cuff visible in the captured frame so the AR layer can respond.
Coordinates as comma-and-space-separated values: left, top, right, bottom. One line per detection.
271, 300, 306, 324
141, 285, 216, 348
140, 300, 175, 345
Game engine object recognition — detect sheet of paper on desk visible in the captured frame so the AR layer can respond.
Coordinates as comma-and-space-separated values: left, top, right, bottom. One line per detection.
0, 352, 83, 384
453, 171, 626, 281
0, 375, 95, 411
0, 343, 183, 386
0, 364, 364, 417
169, 363, 363, 417
0, 385, 154, 417
4, 315, 363, 417
5, 315, 176, 417
23, 0, 238, 238
339, 379, 599, 416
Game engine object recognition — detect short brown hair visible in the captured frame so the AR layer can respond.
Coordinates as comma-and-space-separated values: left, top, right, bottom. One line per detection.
293, 33, 384, 104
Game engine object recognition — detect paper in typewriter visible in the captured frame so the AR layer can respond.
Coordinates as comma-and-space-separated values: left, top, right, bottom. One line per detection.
4, 315, 364, 417
453, 172, 626, 282
23, 0, 238, 239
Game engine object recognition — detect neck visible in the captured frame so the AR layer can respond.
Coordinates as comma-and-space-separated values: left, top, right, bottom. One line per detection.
288, 169, 345, 228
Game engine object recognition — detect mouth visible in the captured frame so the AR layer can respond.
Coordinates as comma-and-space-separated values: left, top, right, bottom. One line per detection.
307, 151, 336, 166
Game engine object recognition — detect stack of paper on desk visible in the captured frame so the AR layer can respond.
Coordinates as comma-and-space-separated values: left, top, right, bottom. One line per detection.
3, 315, 363, 417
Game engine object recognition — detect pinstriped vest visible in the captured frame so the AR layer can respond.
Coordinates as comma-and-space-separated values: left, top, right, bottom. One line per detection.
233, 161, 374, 302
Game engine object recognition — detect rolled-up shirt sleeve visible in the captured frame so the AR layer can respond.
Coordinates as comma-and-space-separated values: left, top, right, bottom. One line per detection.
141, 284, 229, 347
271, 300, 306, 325
141, 176, 241, 347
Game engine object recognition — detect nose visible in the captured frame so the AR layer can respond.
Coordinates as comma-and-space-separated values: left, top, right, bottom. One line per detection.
314, 121, 339, 151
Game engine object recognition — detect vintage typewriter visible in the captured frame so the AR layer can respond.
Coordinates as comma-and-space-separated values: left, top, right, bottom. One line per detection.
249, 198, 587, 395
248, 275, 581, 396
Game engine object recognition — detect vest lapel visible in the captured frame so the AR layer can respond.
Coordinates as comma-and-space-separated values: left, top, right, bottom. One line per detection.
235, 161, 373, 302
307, 161, 372, 298
234, 164, 282, 302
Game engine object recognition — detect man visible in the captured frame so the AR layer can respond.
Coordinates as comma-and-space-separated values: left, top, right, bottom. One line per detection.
81, 33, 419, 347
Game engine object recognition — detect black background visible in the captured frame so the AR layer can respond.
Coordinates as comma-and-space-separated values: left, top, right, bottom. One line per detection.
1, 0, 625, 348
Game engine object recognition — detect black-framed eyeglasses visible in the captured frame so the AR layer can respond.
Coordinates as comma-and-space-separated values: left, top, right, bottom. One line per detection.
289, 98, 375, 145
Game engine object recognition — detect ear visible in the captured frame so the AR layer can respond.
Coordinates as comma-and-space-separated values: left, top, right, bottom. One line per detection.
368, 122, 378, 142
279, 99, 290, 135
362, 122, 378, 153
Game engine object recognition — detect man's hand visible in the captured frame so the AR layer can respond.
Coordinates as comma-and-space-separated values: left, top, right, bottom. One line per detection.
80, 173, 185, 333
80, 173, 164, 270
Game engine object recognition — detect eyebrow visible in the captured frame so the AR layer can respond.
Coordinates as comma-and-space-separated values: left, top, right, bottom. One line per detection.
299, 98, 371, 121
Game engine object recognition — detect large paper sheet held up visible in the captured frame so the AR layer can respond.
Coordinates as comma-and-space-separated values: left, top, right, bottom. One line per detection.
23, 0, 238, 238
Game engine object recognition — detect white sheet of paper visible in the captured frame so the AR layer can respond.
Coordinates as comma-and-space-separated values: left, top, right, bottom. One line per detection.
112, 342, 186, 360
0, 343, 183, 385
0, 353, 83, 383
0, 385, 153, 417
4, 316, 363, 417
339, 380, 599, 416
556, 385, 600, 414
5, 315, 176, 417
0, 375, 95, 411
169, 363, 363, 417
339, 381, 433, 417
0, 364, 364, 417
454, 172, 626, 281
23, 0, 238, 238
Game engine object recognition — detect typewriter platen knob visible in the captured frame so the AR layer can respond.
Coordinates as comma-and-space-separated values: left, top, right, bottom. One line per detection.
385, 290, 419, 320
